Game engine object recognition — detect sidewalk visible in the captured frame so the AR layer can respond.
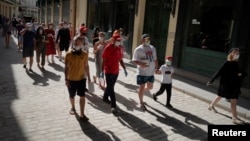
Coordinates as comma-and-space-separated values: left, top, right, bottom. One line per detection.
88, 47, 250, 120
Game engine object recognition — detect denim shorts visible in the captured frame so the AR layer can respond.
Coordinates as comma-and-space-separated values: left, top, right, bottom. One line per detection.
136, 75, 154, 85
68, 79, 86, 98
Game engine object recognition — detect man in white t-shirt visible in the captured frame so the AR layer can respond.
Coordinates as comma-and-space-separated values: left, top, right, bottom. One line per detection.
153, 56, 174, 108
132, 34, 159, 110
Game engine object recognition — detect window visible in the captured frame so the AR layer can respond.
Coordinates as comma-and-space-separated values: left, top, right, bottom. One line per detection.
186, 0, 235, 53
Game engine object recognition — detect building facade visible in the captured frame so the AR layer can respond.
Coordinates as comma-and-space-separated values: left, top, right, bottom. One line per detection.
0, 0, 16, 19
173, 0, 250, 92
37, 0, 250, 96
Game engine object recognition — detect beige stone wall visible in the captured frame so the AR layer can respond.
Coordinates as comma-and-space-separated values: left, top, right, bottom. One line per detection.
166, 0, 179, 57
132, 0, 146, 52
0, 2, 15, 18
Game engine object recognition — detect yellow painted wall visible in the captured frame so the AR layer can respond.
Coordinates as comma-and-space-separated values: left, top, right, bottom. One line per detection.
166, 0, 179, 57
132, 0, 146, 52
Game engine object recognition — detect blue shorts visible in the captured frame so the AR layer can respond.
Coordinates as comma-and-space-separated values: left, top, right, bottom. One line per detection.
68, 79, 86, 98
136, 75, 154, 85
18, 36, 23, 43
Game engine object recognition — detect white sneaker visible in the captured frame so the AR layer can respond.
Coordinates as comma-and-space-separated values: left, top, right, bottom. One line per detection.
232, 118, 244, 124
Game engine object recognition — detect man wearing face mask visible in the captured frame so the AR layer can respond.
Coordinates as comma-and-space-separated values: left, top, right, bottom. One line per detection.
56, 22, 71, 61
20, 23, 36, 72
153, 56, 174, 108
132, 34, 159, 110
102, 34, 127, 115
207, 48, 248, 124
93, 32, 107, 89
65, 35, 89, 121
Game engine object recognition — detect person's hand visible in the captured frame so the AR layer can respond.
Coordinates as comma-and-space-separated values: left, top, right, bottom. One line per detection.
207, 81, 212, 86
100, 72, 104, 78
65, 80, 70, 87
124, 69, 128, 77
139, 62, 149, 68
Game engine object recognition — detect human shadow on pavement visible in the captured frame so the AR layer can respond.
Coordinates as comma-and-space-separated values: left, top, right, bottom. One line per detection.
48, 63, 64, 72
40, 69, 61, 82
74, 113, 120, 141
117, 108, 168, 141
116, 80, 152, 99
145, 104, 208, 140
85, 93, 112, 114
25, 69, 49, 86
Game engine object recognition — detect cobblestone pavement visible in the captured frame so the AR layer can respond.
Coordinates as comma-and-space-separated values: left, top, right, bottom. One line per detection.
0, 34, 249, 141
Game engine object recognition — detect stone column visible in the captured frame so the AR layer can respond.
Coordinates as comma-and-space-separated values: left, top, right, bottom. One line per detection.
132, 0, 146, 51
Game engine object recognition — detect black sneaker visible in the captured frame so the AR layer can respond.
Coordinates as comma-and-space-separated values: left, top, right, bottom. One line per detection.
103, 98, 111, 104
29, 69, 34, 73
152, 94, 157, 101
23, 64, 26, 69
111, 108, 119, 116
166, 104, 173, 109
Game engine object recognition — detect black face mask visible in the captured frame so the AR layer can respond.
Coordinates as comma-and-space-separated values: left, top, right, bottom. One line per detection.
81, 33, 87, 36
72, 49, 82, 55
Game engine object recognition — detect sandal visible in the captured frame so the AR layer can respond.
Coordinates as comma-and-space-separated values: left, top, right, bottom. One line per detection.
69, 108, 76, 115
80, 115, 89, 121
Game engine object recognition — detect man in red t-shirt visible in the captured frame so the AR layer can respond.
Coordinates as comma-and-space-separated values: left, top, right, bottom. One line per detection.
102, 34, 127, 114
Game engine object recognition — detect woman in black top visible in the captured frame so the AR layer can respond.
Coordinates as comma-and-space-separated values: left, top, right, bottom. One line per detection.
207, 48, 247, 124
91, 27, 100, 45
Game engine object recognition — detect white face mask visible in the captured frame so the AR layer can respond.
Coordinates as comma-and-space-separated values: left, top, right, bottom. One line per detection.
233, 54, 239, 60
114, 41, 121, 46
28, 27, 32, 31
166, 60, 172, 66
49, 26, 53, 29
99, 37, 104, 41
144, 41, 150, 46
74, 46, 81, 51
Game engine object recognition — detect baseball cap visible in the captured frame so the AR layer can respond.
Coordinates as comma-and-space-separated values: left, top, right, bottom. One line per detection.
166, 56, 173, 60
79, 26, 88, 33
112, 34, 122, 41
141, 34, 150, 40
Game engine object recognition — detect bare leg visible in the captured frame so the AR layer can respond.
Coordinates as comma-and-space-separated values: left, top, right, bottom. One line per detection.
79, 96, 85, 117
29, 57, 33, 69
144, 82, 153, 92
230, 99, 237, 119
138, 84, 145, 104
23, 57, 27, 68
210, 96, 221, 107
70, 97, 75, 110
208, 96, 221, 113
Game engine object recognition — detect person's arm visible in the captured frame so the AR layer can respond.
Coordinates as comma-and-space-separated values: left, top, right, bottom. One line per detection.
20, 27, 27, 35
93, 42, 98, 54
65, 55, 70, 87
85, 52, 91, 82
55, 29, 60, 43
207, 61, 225, 85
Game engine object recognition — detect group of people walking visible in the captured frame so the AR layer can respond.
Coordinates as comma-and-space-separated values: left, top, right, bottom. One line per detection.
1, 16, 246, 124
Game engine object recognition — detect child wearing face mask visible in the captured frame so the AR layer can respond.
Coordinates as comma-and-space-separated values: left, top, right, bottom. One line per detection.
207, 48, 248, 124
152, 56, 174, 108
